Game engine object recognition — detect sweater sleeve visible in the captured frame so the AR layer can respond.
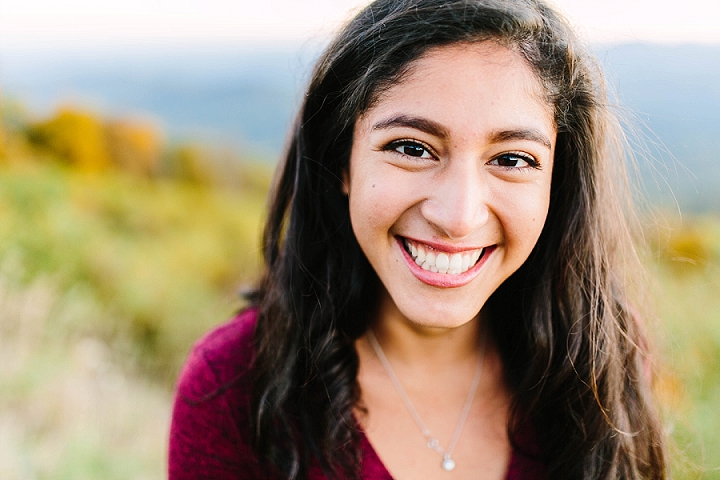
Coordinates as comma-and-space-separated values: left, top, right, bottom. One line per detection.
168, 311, 268, 479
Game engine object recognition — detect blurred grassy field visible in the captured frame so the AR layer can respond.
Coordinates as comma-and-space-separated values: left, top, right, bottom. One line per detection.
1, 105, 720, 478
649, 215, 720, 479
0, 159, 267, 479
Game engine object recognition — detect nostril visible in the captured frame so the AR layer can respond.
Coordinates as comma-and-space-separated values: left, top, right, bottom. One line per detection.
420, 173, 489, 239
420, 200, 489, 240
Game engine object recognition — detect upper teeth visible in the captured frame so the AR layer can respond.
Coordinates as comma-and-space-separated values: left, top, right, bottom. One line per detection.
404, 239, 483, 275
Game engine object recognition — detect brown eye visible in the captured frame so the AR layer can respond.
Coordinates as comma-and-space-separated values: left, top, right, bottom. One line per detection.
386, 140, 434, 159
490, 153, 538, 168
399, 144, 427, 157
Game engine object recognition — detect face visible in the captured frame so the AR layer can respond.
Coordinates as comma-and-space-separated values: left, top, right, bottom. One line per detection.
345, 42, 556, 330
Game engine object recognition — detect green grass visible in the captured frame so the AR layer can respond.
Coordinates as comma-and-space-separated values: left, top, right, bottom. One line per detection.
0, 161, 719, 478
654, 265, 720, 478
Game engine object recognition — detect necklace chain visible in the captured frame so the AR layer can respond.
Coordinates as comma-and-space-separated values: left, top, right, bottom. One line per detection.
366, 327, 487, 472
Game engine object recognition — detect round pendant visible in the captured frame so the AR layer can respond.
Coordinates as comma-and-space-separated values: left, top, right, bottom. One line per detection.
442, 458, 456, 472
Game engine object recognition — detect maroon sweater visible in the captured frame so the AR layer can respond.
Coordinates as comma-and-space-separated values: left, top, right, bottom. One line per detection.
169, 309, 546, 479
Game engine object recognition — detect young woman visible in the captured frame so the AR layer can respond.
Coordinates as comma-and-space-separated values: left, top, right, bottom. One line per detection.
169, 0, 667, 478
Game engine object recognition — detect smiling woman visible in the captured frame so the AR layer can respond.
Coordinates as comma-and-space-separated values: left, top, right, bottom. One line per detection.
346, 43, 555, 329
345, 47, 555, 477
168, 1, 667, 479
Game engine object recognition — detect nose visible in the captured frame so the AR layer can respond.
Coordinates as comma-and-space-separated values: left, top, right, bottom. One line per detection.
420, 160, 489, 239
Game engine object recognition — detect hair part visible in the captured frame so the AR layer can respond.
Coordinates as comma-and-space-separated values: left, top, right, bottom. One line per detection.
251, 1, 667, 478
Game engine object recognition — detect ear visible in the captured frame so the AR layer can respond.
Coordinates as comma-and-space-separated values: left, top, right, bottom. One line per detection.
341, 169, 350, 195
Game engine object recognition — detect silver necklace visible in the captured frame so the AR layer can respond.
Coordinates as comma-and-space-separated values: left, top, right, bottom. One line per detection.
366, 328, 487, 472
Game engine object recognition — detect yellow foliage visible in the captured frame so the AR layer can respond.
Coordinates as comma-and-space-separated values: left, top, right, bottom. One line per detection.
667, 229, 711, 266
164, 145, 215, 184
0, 119, 5, 161
106, 119, 164, 176
654, 369, 687, 411
25, 107, 168, 177
15, 102, 262, 185
649, 213, 720, 274
27, 107, 112, 171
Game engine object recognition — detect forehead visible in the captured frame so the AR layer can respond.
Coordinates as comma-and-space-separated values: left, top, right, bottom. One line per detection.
359, 42, 555, 135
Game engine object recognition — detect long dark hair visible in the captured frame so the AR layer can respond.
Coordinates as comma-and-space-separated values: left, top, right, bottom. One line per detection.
251, 0, 667, 478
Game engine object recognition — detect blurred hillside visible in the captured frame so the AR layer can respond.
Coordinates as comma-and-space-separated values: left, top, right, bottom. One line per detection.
0, 103, 271, 366
1, 44, 720, 479
0, 103, 271, 478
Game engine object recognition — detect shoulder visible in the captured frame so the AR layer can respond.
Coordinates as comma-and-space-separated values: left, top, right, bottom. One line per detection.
169, 307, 269, 479
176, 307, 258, 400
505, 422, 547, 480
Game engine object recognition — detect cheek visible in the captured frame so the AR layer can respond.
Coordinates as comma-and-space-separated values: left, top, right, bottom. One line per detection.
348, 173, 390, 241
348, 163, 416, 229
496, 184, 551, 252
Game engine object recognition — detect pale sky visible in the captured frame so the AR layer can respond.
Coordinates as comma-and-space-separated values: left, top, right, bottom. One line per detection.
1, 0, 718, 50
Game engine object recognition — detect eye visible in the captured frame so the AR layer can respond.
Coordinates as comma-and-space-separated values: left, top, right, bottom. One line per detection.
385, 140, 435, 159
489, 152, 539, 169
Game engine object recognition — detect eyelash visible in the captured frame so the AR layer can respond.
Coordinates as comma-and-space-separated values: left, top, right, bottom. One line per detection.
384, 139, 436, 159
489, 152, 541, 170
384, 139, 541, 170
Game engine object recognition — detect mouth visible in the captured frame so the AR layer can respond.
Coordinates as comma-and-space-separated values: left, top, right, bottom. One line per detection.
400, 237, 487, 276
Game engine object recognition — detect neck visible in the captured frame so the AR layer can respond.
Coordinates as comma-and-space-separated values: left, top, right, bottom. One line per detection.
368, 291, 484, 371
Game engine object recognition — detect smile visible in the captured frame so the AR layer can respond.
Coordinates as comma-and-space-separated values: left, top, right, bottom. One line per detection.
401, 237, 485, 275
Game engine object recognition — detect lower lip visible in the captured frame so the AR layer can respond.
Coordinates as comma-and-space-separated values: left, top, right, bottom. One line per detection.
396, 237, 495, 288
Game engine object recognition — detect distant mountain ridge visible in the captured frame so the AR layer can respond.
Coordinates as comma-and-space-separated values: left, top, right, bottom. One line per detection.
2, 43, 719, 211
598, 44, 720, 211
0, 45, 319, 156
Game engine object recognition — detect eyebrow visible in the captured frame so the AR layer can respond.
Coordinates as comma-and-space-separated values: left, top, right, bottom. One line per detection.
488, 129, 553, 150
372, 114, 553, 150
372, 115, 450, 139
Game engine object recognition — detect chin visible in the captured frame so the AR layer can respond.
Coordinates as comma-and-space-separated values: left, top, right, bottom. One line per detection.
395, 301, 483, 330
